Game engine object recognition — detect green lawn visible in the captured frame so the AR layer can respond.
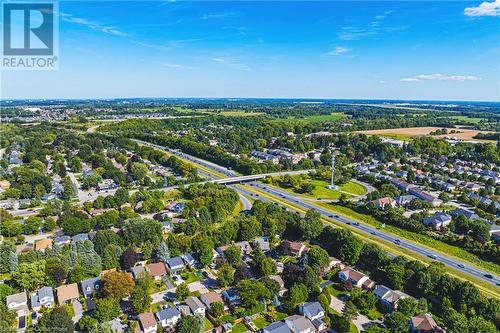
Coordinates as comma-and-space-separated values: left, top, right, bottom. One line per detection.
204, 317, 214, 331
378, 133, 414, 141
318, 203, 500, 275
253, 316, 270, 329
232, 322, 248, 333
271, 179, 366, 200
180, 270, 203, 284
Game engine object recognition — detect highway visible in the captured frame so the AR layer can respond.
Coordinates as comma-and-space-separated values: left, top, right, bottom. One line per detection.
138, 139, 500, 288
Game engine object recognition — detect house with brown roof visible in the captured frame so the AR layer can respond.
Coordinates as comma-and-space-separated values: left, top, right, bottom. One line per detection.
146, 262, 167, 280
338, 267, 375, 290
34, 239, 53, 252
138, 312, 157, 333
55, 283, 79, 304
200, 291, 223, 308
410, 314, 445, 333
369, 197, 396, 209
281, 240, 307, 257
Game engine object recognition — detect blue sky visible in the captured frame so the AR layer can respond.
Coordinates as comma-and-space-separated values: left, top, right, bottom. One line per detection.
3, 1, 500, 101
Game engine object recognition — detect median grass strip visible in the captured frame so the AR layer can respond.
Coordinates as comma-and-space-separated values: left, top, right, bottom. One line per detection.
244, 185, 500, 299
316, 203, 500, 276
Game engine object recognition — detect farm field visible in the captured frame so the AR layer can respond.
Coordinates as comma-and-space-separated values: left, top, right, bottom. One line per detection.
274, 112, 349, 124
355, 126, 495, 142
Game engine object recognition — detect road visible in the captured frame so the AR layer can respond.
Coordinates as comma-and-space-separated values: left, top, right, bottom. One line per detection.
140, 140, 500, 288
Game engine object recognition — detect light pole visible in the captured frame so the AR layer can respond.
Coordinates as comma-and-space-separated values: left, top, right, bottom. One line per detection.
327, 149, 338, 190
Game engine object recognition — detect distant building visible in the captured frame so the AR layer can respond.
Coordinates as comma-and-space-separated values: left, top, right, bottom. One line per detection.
422, 212, 452, 230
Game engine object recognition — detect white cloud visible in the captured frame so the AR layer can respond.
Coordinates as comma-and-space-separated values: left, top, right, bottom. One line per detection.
202, 12, 240, 20
325, 46, 351, 56
401, 74, 481, 82
211, 57, 251, 71
61, 13, 129, 37
464, 0, 500, 17
161, 63, 198, 70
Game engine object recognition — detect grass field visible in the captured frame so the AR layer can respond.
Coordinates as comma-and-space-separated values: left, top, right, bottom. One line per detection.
231, 322, 248, 333
253, 316, 271, 329
270, 179, 366, 200
449, 115, 485, 124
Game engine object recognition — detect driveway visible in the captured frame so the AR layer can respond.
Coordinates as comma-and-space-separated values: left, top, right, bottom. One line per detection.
72, 300, 84, 323
188, 281, 209, 294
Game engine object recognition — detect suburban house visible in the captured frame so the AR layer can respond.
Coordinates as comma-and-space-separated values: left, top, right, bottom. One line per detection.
217, 241, 253, 257
162, 221, 172, 232
30, 287, 54, 311
53, 235, 71, 246
394, 195, 416, 207
55, 283, 79, 304
138, 312, 157, 333
408, 188, 442, 206
281, 240, 307, 257
130, 265, 146, 280
284, 315, 315, 333
146, 262, 168, 280
410, 314, 445, 333
166, 257, 185, 274
253, 237, 271, 252
422, 212, 452, 230
369, 197, 396, 209
81, 277, 102, 298
374, 285, 412, 311
299, 302, 325, 321
200, 292, 224, 308
182, 253, 197, 269
156, 307, 181, 328
338, 267, 375, 290
327, 257, 343, 272
449, 208, 480, 220
269, 275, 287, 296
6, 291, 28, 317
34, 239, 53, 252
72, 233, 90, 243
222, 288, 241, 307
263, 321, 293, 333
185, 296, 206, 316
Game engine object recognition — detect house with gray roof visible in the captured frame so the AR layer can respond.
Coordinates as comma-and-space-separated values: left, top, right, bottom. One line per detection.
185, 296, 205, 316
182, 253, 197, 268
6, 291, 28, 316
373, 284, 412, 312
284, 315, 315, 333
263, 321, 293, 333
422, 212, 452, 230
156, 307, 181, 328
166, 256, 185, 274
299, 302, 325, 321
30, 287, 54, 311
449, 208, 480, 220
72, 233, 90, 243
130, 265, 146, 280
53, 236, 71, 246
80, 277, 102, 298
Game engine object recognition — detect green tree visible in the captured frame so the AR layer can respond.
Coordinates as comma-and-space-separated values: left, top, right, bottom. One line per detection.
385, 263, 405, 290
12, 260, 47, 290
93, 297, 121, 321
78, 315, 98, 333
23, 216, 42, 234
224, 245, 242, 266
176, 282, 190, 301
62, 176, 77, 199
384, 311, 409, 333
237, 279, 270, 308
217, 264, 235, 287
342, 300, 358, 322
283, 283, 308, 313
130, 286, 152, 314
37, 307, 74, 333
176, 315, 204, 333
298, 209, 323, 240
210, 301, 225, 318
307, 246, 330, 274
156, 241, 170, 262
